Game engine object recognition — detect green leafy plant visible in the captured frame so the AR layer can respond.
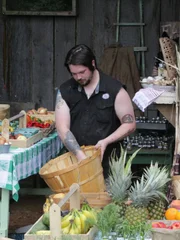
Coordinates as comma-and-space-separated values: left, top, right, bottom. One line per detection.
95, 203, 120, 237
115, 218, 152, 240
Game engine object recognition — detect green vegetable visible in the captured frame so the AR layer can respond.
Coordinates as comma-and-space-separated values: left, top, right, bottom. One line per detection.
42, 212, 50, 227
95, 203, 119, 237
29, 218, 49, 234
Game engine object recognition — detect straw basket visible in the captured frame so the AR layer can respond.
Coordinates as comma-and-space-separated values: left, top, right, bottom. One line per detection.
0, 104, 10, 120
39, 146, 106, 193
172, 175, 180, 199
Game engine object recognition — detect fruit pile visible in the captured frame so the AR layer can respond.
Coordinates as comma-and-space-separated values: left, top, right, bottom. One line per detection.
165, 207, 180, 220
26, 115, 53, 128
152, 221, 180, 230
34, 201, 97, 235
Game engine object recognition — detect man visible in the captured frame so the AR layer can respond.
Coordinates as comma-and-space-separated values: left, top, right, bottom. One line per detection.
55, 44, 136, 178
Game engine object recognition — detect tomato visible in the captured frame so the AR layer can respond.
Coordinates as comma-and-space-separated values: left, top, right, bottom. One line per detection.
171, 222, 180, 229
26, 114, 32, 123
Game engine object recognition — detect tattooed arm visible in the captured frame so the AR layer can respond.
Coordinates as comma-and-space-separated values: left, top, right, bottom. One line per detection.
95, 88, 136, 158
55, 90, 86, 161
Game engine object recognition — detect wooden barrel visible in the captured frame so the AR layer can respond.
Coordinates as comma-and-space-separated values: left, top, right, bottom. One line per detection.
39, 146, 106, 193
0, 104, 10, 120
172, 175, 180, 199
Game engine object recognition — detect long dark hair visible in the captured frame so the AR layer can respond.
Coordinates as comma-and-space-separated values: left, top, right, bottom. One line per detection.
64, 44, 97, 72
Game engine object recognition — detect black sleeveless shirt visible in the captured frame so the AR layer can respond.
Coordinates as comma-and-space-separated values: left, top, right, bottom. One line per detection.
60, 71, 122, 178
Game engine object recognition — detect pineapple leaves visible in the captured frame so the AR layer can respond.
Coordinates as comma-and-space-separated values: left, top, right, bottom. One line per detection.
125, 147, 142, 174
109, 145, 141, 202
129, 162, 171, 206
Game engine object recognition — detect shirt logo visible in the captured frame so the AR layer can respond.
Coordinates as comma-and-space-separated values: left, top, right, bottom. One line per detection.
102, 93, 110, 99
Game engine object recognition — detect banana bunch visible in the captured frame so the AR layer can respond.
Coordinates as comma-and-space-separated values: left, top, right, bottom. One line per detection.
61, 204, 97, 235
43, 197, 52, 213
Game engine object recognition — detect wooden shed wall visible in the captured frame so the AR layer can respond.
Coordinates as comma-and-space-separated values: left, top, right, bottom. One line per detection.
0, 0, 179, 116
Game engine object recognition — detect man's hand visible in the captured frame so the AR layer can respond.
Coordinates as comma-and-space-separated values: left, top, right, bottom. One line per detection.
76, 150, 87, 162
95, 139, 108, 161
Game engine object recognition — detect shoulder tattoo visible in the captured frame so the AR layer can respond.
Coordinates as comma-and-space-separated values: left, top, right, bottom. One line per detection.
56, 90, 64, 109
64, 131, 81, 156
122, 114, 134, 123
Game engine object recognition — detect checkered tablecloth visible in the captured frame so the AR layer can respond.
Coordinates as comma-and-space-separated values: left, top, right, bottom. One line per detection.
0, 132, 62, 201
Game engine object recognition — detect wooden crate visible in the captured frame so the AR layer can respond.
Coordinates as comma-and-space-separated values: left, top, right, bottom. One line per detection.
1, 112, 43, 148
24, 183, 98, 240
25, 225, 97, 240
29, 112, 55, 121
10, 131, 43, 148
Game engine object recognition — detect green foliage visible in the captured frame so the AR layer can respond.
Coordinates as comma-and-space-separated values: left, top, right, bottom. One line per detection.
95, 203, 119, 237
115, 218, 152, 240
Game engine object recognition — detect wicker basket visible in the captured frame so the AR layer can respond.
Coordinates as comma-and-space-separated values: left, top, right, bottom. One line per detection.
39, 146, 106, 193
50, 192, 111, 210
172, 175, 180, 199
0, 104, 10, 120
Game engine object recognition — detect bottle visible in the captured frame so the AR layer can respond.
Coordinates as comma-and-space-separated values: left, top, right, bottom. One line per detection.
158, 63, 164, 77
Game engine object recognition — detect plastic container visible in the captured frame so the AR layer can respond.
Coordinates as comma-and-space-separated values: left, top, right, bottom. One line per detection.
0, 143, 11, 153
39, 146, 106, 193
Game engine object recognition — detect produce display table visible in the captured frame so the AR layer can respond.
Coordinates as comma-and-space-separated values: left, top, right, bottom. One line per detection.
0, 132, 62, 238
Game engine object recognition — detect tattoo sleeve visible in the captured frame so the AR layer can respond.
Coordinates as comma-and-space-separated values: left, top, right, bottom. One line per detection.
122, 114, 134, 123
55, 90, 64, 109
64, 131, 81, 156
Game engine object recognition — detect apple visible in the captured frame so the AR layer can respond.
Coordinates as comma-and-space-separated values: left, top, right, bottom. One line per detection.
152, 221, 167, 228
158, 222, 168, 228
171, 222, 180, 229
166, 225, 173, 229
37, 107, 48, 114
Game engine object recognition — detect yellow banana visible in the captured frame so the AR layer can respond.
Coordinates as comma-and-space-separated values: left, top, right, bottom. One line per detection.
82, 210, 96, 223
43, 198, 51, 213
71, 209, 82, 233
36, 230, 51, 235
78, 210, 90, 234
61, 223, 71, 234
61, 215, 74, 228
69, 221, 81, 235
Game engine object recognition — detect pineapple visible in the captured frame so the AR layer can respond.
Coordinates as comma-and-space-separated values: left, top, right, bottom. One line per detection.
108, 145, 141, 218
125, 162, 170, 223
147, 200, 166, 220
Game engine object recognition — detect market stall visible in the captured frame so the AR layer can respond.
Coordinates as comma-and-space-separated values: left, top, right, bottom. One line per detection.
0, 110, 62, 238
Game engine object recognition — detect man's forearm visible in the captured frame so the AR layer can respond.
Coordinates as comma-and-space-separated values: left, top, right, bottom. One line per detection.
58, 129, 86, 160
63, 130, 81, 155
104, 122, 136, 146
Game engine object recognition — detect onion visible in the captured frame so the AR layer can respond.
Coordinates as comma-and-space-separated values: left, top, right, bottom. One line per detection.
0, 136, 6, 145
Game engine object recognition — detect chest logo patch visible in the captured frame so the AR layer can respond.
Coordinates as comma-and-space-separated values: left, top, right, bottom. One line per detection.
102, 93, 110, 99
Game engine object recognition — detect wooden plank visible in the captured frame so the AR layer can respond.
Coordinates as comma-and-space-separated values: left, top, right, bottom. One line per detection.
93, 0, 117, 64
54, 17, 75, 91
156, 104, 175, 127
6, 17, 32, 102
160, 0, 180, 22
31, 17, 54, 111
76, 0, 93, 48
144, 0, 161, 76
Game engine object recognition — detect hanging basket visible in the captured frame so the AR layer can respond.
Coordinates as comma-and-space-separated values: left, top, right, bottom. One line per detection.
172, 175, 180, 199
39, 146, 106, 193
0, 104, 10, 120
